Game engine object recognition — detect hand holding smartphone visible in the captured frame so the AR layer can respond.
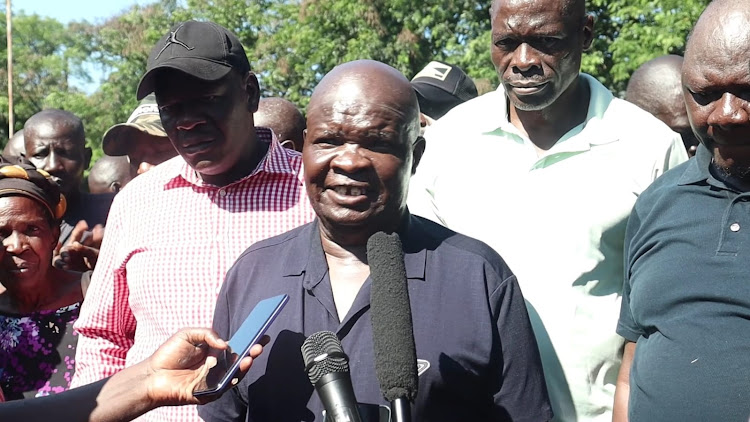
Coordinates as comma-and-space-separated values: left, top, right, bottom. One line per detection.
193, 294, 289, 397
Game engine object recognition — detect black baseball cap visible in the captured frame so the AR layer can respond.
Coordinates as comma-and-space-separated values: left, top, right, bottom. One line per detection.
411, 61, 478, 119
136, 20, 251, 100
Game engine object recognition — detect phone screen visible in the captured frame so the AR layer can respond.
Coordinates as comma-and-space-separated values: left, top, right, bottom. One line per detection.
194, 294, 289, 397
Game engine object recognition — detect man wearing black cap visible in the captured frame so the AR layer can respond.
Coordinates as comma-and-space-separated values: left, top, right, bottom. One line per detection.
71, 21, 314, 422
411, 61, 478, 134
101, 94, 177, 176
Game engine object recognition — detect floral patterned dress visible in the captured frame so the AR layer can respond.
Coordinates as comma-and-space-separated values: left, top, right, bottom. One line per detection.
0, 303, 80, 400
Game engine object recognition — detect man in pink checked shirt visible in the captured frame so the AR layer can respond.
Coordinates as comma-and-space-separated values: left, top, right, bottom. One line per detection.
71, 20, 315, 422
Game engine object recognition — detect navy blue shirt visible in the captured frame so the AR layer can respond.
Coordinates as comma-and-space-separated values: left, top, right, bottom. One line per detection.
618, 145, 750, 422
199, 215, 551, 422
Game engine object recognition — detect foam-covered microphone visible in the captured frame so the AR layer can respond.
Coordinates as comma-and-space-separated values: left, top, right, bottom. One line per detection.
302, 331, 363, 422
367, 232, 418, 422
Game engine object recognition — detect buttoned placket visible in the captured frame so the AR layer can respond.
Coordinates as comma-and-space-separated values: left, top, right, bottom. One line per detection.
717, 192, 750, 255
212, 186, 229, 294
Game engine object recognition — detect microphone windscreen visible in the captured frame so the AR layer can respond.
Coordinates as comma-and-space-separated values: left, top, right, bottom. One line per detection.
367, 231, 418, 402
301, 331, 350, 385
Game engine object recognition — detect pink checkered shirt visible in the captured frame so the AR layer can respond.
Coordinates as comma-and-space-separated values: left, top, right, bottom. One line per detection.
72, 129, 315, 422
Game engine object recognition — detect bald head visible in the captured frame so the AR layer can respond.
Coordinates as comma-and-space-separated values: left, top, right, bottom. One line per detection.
3, 129, 25, 159
304, 60, 426, 240
626, 55, 697, 155
254, 98, 306, 152
23, 109, 91, 198
308, 60, 422, 143
685, 0, 750, 60
88, 155, 133, 194
682, 0, 750, 179
626, 55, 684, 113
24, 109, 85, 145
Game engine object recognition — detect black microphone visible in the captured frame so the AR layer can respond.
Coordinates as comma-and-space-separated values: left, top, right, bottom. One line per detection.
302, 331, 363, 422
367, 232, 418, 422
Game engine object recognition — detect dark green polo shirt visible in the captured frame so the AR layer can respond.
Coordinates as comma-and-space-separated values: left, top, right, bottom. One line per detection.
618, 145, 750, 421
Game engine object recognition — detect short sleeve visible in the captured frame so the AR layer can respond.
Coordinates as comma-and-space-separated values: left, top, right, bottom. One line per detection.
491, 270, 553, 421
71, 196, 137, 387
616, 206, 646, 342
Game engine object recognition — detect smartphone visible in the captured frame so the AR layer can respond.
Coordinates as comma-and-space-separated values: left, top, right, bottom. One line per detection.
193, 294, 289, 397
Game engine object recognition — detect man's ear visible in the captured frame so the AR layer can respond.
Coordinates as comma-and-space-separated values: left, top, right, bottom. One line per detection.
582, 14, 595, 51
84, 147, 92, 169
411, 136, 426, 175
50, 224, 61, 250
244, 72, 261, 113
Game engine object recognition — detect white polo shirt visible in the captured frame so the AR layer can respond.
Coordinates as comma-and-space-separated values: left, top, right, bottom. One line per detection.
408, 73, 688, 422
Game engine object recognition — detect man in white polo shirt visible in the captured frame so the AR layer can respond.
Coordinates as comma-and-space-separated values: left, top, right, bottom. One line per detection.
408, 0, 687, 420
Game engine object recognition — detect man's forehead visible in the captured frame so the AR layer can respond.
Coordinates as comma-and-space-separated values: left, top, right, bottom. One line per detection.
26, 125, 82, 146
686, 9, 750, 60
310, 96, 411, 127
684, 14, 750, 86
495, 0, 571, 23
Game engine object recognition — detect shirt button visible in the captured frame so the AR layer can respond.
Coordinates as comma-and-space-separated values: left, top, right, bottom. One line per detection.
218, 189, 227, 197
730, 222, 741, 232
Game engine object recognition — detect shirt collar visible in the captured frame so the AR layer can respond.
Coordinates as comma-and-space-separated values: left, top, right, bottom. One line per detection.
288, 215, 428, 291
479, 73, 617, 151
171, 127, 298, 188
679, 143, 747, 192
678, 144, 712, 186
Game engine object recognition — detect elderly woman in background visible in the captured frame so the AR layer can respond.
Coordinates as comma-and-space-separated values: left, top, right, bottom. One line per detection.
0, 161, 84, 400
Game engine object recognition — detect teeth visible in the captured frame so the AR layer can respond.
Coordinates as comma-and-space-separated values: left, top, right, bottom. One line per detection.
333, 186, 365, 196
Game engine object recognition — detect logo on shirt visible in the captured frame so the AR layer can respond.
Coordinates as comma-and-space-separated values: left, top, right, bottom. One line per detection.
417, 359, 430, 376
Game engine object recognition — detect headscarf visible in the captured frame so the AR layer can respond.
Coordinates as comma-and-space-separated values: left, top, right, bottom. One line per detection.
0, 158, 66, 222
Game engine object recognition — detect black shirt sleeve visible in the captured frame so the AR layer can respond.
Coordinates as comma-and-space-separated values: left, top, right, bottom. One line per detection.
617, 207, 646, 343
491, 269, 553, 422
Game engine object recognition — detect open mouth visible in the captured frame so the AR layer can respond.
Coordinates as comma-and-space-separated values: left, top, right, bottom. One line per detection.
8, 262, 30, 273
332, 186, 367, 196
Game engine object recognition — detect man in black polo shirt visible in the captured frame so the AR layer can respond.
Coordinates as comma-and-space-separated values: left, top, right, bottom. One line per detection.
199, 60, 551, 422
614, 1, 750, 421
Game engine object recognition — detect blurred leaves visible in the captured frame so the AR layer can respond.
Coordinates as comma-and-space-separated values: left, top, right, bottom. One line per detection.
1, 0, 710, 158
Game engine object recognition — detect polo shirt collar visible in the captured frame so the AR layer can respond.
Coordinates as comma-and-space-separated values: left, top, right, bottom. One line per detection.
173, 127, 297, 188
292, 214, 428, 291
480, 73, 617, 152
679, 144, 712, 186
679, 143, 748, 192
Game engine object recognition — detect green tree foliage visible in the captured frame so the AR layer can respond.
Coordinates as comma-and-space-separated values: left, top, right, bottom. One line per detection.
585, 0, 709, 95
1, 0, 712, 158
0, 13, 89, 140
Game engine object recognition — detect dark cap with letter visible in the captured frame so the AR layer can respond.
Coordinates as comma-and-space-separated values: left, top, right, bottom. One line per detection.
410, 61, 478, 119
136, 20, 251, 100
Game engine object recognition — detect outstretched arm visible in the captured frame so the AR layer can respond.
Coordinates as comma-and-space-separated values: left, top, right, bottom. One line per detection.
0, 328, 263, 422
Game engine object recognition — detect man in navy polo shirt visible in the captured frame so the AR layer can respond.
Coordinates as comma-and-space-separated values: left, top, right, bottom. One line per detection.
199, 60, 552, 422
614, 1, 750, 421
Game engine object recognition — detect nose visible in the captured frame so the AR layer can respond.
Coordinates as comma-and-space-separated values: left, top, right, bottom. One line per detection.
3, 231, 26, 255
330, 144, 370, 173
512, 43, 540, 72
707, 93, 750, 129
43, 150, 64, 174
174, 109, 207, 131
